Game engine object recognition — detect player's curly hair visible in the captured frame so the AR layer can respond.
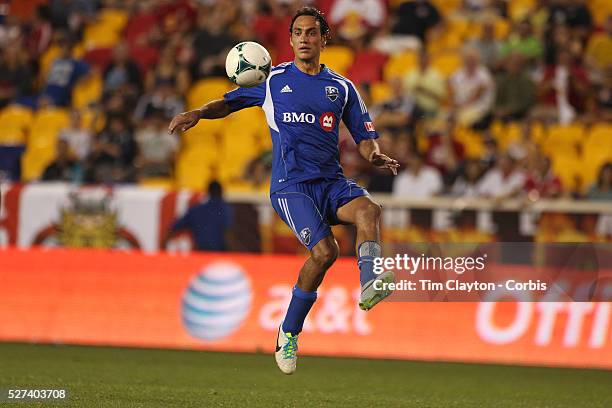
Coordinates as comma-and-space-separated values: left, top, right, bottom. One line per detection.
289, 6, 330, 37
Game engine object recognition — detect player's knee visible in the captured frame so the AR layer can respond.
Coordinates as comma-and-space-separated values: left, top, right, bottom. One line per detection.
356, 201, 382, 225
311, 240, 339, 269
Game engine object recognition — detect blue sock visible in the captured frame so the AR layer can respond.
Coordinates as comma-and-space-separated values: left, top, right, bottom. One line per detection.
358, 241, 382, 287
282, 285, 317, 336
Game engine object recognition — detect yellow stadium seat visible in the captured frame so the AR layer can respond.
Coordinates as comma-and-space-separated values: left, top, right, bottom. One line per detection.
175, 150, 212, 190
187, 78, 233, 110
21, 145, 56, 181
72, 70, 103, 109
551, 154, 581, 192
431, 51, 462, 78
382, 51, 418, 81
544, 123, 585, 156
0, 105, 33, 145
370, 81, 393, 104
139, 177, 175, 189
585, 124, 612, 154
320, 46, 354, 76
29, 108, 70, 147
509, 0, 535, 21
83, 25, 120, 50
454, 126, 484, 158
98, 9, 128, 32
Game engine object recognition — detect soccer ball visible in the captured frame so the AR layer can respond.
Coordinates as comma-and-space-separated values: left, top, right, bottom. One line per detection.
225, 41, 272, 88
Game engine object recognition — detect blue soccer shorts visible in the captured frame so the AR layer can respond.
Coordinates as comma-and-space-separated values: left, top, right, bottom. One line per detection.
270, 178, 369, 250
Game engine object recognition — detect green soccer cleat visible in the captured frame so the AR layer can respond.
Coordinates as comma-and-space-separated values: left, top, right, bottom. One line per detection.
274, 325, 298, 375
359, 271, 395, 311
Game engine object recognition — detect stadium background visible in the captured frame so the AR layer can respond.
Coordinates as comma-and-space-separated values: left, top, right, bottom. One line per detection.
1, 0, 612, 396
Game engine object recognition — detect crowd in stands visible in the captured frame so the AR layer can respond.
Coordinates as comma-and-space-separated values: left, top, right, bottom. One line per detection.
0, 0, 610, 201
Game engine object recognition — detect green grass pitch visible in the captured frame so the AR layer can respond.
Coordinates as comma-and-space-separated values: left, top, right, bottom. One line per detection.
1, 343, 611, 407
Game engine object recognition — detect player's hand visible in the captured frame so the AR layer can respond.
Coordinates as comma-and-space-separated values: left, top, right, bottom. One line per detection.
371, 152, 400, 175
168, 110, 201, 134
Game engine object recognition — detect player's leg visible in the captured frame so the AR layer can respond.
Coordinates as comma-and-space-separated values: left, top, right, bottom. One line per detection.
334, 188, 394, 311
271, 190, 335, 374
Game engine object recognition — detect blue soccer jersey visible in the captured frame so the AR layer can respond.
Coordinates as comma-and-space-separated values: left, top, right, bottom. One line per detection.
223, 62, 378, 193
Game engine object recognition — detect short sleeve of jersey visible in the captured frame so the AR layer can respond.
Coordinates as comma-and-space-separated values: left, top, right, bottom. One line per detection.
343, 81, 379, 144
223, 83, 265, 113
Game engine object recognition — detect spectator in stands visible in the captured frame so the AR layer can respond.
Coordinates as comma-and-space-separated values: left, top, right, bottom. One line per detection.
367, 131, 396, 193
145, 44, 190, 95
49, 0, 97, 37
480, 137, 499, 171
103, 42, 143, 96
584, 14, 612, 84
346, 34, 388, 85
166, 180, 233, 252
507, 122, 539, 164
26, 5, 53, 58
42, 139, 80, 182
134, 77, 185, 121
392, 152, 443, 199
500, 19, 542, 66
547, 0, 592, 39
588, 68, 612, 122
192, 4, 239, 79
494, 53, 535, 122
134, 108, 178, 178
403, 50, 446, 119
450, 159, 483, 197
424, 121, 465, 185
0, 46, 33, 108
58, 109, 92, 162
449, 46, 495, 130
86, 114, 136, 183
330, 0, 387, 30
533, 49, 590, 124
392, 0, 441, 45
370, 77, 415, 134
469, 20, 501, 70
524, 155, 562, 199
476, 154, 525, 199
586, 162, 612, 201
42, 36, 90, 107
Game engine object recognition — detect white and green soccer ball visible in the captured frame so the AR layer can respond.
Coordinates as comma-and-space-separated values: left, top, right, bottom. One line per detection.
225, 41, 272, 88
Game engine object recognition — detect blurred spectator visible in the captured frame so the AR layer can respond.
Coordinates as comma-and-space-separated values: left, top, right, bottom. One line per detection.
588, 68, 612, 122
0, 47, 33, 108
193, 3, 238, 79
103, 42, 143, 95
392, 152, 443, 198
449, 47, 495, 130
49, 0, 97, 36
469, 19, 501, 70
243, 149, 272, 190
58, 109, 92, 161
424, 121, 465, 184
480, 137, 499, 170
533, 49, 590, 124
494, 53, 535, 122
450, 159, 483, 197
145, 45, 190, 95
367, 132, 396, 193
507, 123, 538, 164
124, 0, 159, 47
584, 15, 612, 84
346, 34, 387, 85
543, 22, 582, 65
500, 19, 542, 66
476, 154, 525, 199
524, 155, 562, 199
547, 0, 592, 39
586, 163, 612, 200
370, 77, 415, 134
42, 37, 90, 107
42, 139, 80, 182
330, 0, 386, 29
166, 180, 233, 252
391, 0, 441, 44
403, 50, 446, 119
26, 5, 53, 57
134, 109, 178, 178
134, 78, 185, 121
86, 115, 137, 183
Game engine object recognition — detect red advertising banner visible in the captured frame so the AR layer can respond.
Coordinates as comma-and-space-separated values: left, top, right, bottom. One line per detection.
1, 248, 611, 369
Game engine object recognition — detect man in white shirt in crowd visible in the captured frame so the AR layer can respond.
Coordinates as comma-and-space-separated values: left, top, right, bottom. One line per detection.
476, 154, 526, 199
392, 152, 443, 198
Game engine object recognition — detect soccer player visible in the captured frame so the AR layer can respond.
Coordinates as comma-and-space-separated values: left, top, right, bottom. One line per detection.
169, 7, 399, 375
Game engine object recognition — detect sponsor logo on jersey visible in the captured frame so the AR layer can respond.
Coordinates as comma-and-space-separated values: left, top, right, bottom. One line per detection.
282, 112, 315, 123
364, 121, 375, 132
319, 112, 336, 132
299, 227, 311, 246
325, 86, 339, 101
281, 85, 292, 93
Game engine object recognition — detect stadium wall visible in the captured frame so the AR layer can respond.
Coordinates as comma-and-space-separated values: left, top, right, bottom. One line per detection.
1, 247, 611, 370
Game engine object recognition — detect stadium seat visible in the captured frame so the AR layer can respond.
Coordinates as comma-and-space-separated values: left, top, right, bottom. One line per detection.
83, 25, 120, 50
175, 149, 212, 190
454, 126, 484, 159
319, 46, 354, 76
369, 82, 392, 105
551, 154, 581, 192
508, 0, 535, 20
21, 145, 56, 181
544, 123, 585, 157
72, 70, 103, 109
29, 108, 70, 147
382, 51, 418, 81
0, 105, 33, 145
430, 51, 462, 78
139, 177, 175, 189
187, 78, 233, 111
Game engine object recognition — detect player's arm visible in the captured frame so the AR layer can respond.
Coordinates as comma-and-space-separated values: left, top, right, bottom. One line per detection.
358, 139, 399, 175
168, 99, 231, 134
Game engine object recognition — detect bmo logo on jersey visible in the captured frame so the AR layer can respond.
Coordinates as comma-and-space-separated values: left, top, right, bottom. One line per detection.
319, 112, 336, 132
282, 112, 316, 123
